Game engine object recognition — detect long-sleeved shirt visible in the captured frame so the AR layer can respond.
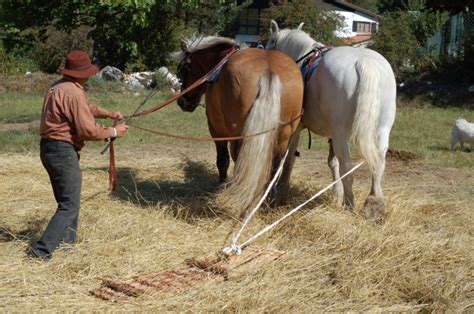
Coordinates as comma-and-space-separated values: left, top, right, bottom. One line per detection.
40, 78, 113, 150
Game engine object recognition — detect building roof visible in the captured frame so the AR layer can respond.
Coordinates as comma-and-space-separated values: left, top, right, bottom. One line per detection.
343, 34, 373, 45
315, 0, 382, 20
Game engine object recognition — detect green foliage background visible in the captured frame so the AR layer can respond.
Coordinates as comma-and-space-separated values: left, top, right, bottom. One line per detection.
260, 0, 344, 45
0, 0, 246, 72
0, 0, 472, 86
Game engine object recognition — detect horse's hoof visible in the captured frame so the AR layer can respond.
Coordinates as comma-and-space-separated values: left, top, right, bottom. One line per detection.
363, 196, 385, 224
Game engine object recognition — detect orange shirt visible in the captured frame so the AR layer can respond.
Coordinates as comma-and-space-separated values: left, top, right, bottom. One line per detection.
40, 78, 113, 150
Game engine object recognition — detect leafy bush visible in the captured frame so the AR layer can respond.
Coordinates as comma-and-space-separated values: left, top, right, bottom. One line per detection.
0, 46, 36, 75
33, 26, 93, 73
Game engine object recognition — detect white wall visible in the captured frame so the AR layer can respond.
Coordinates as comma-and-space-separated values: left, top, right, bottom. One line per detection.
333, 9, 378, 38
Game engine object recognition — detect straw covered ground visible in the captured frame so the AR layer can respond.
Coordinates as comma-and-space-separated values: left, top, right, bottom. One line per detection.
0, 142, 473, 311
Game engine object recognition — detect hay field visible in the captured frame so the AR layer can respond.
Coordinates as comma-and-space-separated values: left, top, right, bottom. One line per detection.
0, 138, 473, 311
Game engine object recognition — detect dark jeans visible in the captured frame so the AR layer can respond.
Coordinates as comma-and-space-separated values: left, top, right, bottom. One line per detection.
31, 139, 81, 258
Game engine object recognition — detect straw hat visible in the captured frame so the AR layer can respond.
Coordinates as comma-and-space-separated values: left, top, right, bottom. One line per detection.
61, 51, 99, 79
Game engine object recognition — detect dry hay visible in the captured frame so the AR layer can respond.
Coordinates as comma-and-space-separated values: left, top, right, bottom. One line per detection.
0, 144, 473, 311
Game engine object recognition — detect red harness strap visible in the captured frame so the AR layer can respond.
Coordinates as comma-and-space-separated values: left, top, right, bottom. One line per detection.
109, 120, 118, 191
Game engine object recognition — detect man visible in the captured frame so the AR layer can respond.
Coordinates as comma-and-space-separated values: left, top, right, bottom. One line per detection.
29, 50, 129, 260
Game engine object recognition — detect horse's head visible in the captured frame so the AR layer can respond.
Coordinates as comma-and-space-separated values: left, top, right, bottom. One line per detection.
173, 35, 240, 112
266, 20, 317, 61
174, 39, 211, 112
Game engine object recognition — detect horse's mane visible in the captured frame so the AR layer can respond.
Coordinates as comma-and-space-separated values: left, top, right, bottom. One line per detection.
172, 36, 245, 62
274, 28, 324, 60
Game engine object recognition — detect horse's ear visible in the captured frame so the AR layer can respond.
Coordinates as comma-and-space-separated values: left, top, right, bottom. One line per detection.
297, 22, 304, 31
270, 20, 279, 35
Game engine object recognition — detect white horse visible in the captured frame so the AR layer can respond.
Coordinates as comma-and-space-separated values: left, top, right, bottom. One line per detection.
266, 21, 397, 223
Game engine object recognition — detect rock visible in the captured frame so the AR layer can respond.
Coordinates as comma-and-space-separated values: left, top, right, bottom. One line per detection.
123, 72, 155, 89
468, 85, 474, 92
124, 77, 143, 89
99, 66, 124, 81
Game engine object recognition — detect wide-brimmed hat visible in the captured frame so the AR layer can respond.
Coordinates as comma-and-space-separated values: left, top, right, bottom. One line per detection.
61, 50, 99, 79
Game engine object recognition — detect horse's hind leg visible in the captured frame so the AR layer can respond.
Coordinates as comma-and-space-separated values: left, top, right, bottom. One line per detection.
274, 124, 302, 203
214, 140, 230, 184
229, 140, 240, 162
327, 139, 344, 205
363, 127, 389, 224
331, 133, 355, 209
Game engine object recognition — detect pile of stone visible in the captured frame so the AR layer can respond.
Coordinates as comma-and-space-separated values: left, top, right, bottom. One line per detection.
97, 66, 180, 92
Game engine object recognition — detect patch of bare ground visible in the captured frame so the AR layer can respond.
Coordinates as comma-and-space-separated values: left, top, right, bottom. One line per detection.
0, 120, 39, 132
386, 148, 422, 162
0, 144, 472, 311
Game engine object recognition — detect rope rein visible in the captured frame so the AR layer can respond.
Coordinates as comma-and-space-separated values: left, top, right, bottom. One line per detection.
223, 161, 365, 256
127, 112, 302, 142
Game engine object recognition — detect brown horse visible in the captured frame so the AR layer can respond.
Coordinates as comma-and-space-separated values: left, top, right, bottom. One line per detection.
173, 36, 303, 213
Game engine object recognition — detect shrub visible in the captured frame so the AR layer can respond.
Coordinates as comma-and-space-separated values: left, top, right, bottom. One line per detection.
0, 45, 36, 75
33, 26, 93, 73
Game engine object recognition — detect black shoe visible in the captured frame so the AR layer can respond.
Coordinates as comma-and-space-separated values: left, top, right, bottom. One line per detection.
27, 248, 51, 261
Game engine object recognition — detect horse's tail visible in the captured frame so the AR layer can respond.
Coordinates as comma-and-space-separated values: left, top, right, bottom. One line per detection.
351, 57, 382, 173
219, 72, 281, 212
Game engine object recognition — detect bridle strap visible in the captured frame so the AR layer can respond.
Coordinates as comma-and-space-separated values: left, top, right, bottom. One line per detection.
295, 48, 317, 64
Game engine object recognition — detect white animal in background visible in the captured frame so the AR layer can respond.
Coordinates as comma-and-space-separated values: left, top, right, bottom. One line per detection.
451, 118, 474, 152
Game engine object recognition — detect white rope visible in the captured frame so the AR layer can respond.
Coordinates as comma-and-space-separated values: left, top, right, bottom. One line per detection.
223, 149, 289, 255
223, 160, 365, 255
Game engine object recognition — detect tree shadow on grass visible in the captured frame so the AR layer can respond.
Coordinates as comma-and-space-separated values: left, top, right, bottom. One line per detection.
261, 184, 331, 215
101, 158, 335, 224
110, 158, 229, 221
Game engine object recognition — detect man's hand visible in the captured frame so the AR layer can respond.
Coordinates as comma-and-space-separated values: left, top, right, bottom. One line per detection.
109, 111, 123, 121
114, 124, 129, 138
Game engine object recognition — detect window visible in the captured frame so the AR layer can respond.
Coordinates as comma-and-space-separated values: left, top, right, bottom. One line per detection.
238, 8, 260, 35
371, 22, 378, 33
352, 21, 373, 33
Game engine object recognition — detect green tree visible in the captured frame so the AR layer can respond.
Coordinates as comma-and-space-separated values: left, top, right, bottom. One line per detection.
369, 11, 418, 74
0, 0, 248, 71
345, 0, 380, 13
260, 0, 344, 45
406, 0, 449, 45
182, 1, 249, 37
